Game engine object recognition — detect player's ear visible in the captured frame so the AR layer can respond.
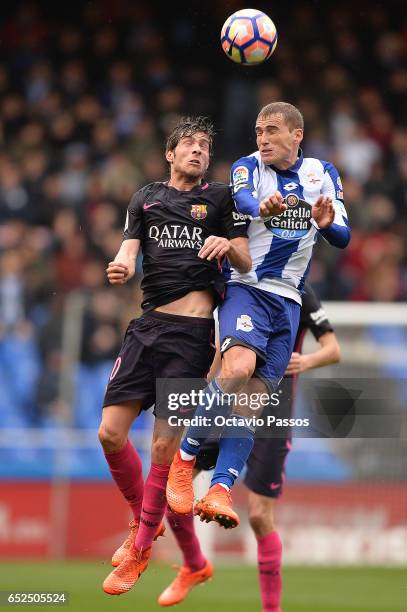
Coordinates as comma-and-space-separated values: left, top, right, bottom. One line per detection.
166, 149, 174, 164
294, 128, 303, 145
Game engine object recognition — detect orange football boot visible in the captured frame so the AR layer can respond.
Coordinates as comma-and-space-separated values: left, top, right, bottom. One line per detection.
111, 519, 166, 566
158, 560, 214, 607
166, 450, 196, 514
194, 484, 240, 529
103, 546, 151, 595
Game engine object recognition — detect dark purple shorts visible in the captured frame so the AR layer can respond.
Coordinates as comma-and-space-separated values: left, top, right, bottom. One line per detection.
103, 311, 215, 416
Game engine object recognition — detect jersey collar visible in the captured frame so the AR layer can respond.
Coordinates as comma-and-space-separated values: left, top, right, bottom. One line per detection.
163, 180, 209, 193
269, 148, 303, 174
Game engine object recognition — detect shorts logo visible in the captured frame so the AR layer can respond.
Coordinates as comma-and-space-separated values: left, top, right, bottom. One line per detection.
236, 315, 253, 332
232, 165, 249, 185
286, 194, 299, 207
220, 337, 232, 352
270, 482, 281, 490
228, 468, 239, 477
310, 307, 328, 325
190, 204, 207, 220
109, 357, 122, 380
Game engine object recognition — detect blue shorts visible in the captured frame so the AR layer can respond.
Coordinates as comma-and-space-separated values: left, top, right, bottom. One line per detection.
218, 283, 300, 388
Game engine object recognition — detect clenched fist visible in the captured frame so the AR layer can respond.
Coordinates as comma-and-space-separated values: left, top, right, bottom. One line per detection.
106, 262, 131, 285
259, 191, 287, 218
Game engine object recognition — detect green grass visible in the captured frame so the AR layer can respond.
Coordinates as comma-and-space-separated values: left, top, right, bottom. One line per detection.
0, 562, 406, 611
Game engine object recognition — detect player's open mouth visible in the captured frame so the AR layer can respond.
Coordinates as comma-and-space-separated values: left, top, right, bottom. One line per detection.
188, 160, 201, 166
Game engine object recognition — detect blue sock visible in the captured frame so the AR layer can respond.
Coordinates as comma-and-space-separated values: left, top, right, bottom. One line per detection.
210, 415, 255, 489
180, 379, 233, 456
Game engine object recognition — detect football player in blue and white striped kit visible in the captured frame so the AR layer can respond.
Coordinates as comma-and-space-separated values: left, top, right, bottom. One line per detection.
167, 102, 350, 529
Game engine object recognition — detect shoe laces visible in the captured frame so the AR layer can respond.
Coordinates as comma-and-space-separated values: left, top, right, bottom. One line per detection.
114, 547, 149, 577
171, 564, 192, 584
122, 520, 139, 550
172, 460, 193, 494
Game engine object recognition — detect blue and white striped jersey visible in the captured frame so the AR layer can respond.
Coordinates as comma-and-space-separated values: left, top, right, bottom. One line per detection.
226, 149, 350, 304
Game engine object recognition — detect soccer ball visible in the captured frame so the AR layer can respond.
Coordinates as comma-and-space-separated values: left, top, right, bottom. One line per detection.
221, 9, 278, 66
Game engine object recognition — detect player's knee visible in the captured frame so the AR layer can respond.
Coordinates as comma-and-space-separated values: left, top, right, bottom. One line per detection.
151, 436, 176, 465
249, 505, 275, 536
98, 423, 126, 453
221, 360, 254, 386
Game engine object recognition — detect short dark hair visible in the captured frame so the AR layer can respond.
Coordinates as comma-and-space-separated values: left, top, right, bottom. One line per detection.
166, 116, 215, 154
257, 102, 304, 131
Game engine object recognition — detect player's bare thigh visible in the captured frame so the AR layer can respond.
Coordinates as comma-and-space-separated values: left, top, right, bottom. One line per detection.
98, 400, 143, 453
248, 490, 277, 536
151, 417, 184, 465
219, 345, 257, 393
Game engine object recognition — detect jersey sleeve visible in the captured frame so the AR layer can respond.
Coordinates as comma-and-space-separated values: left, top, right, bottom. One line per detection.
316, 162, 351, 248
230, 155, 261, 219
220, 187, 249, 239
123, 190, 144, 240
301, 284, 334, 340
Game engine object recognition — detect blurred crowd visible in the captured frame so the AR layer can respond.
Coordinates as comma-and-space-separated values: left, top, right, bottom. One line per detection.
0, 0, 406, 428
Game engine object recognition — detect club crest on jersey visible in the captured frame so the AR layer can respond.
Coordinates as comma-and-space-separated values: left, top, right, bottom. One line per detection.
236, 315, 253, 332
190, 204, 207, 220
307, 173, 321, 184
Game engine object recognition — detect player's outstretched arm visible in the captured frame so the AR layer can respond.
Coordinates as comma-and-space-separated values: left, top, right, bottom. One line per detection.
285, 331, 341, 375
106, 238, 140, 285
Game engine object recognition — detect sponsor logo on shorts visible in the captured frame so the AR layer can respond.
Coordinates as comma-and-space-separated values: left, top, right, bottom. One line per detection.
190, 204, 207, 220
228, 468, 239, 478
109, 357, 122, 380
236, 315, 253, 332
270, 482, 281, 490
310, 307, 328, 325
220, 337, 232, 352
232, 165, 249, 185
